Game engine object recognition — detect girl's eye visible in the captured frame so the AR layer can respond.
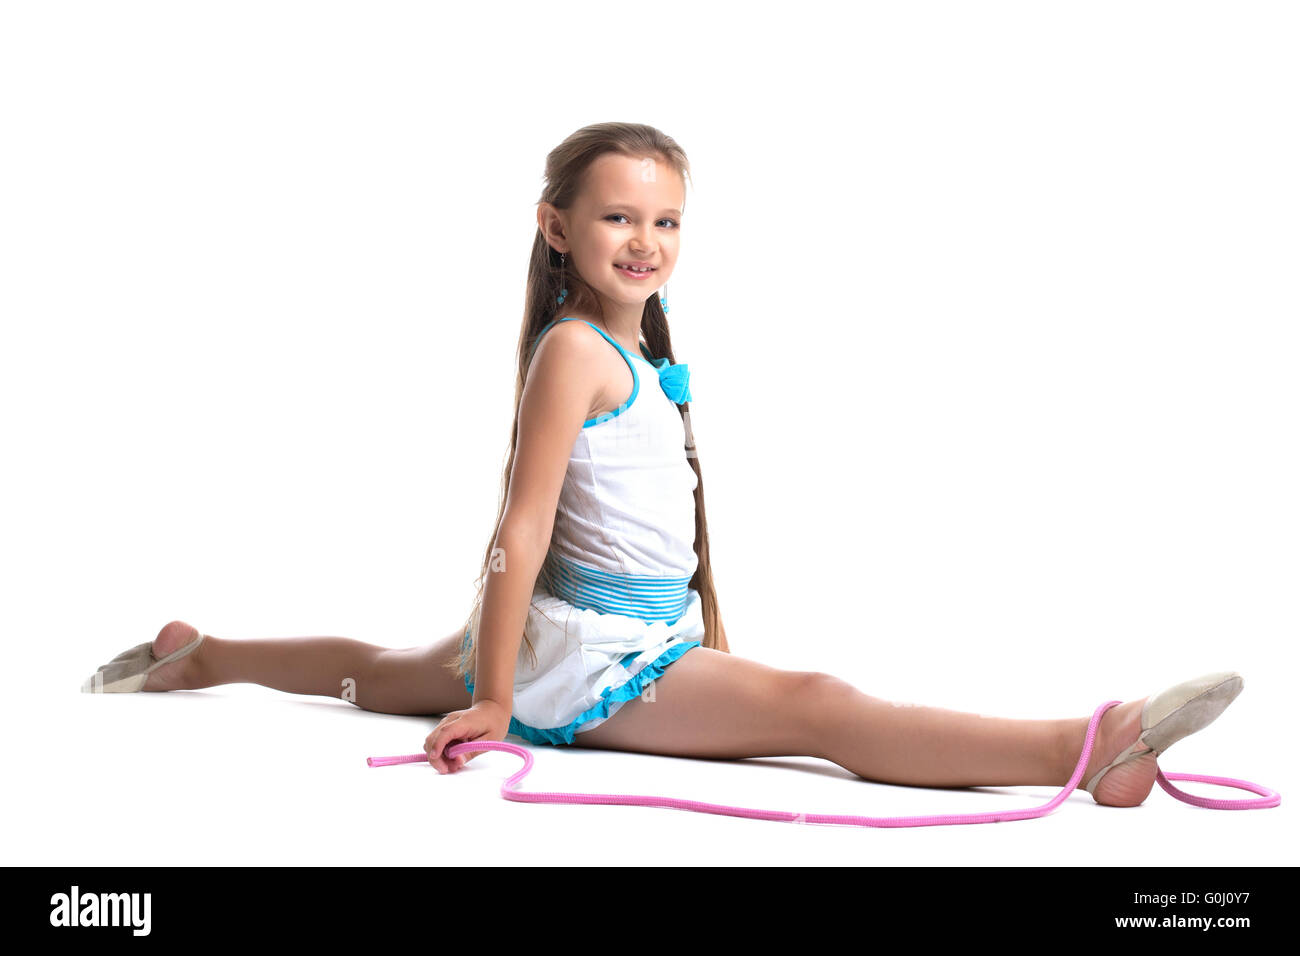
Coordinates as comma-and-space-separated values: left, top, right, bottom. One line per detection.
606, 214, 679, 229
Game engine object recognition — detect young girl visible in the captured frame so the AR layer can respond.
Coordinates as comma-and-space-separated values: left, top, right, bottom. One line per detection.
84, 122, 1245, 810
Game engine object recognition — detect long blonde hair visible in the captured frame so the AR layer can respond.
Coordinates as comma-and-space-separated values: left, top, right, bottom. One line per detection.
446, 121, 728, 688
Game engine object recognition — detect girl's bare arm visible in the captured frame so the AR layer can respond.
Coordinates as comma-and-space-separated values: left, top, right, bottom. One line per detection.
471, 322, 610, 709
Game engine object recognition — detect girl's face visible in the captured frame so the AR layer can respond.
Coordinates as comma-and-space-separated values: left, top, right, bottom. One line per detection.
561, 153, 684, 312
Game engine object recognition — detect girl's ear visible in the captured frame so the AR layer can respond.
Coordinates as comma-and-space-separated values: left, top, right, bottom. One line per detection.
537, 201, 567, 251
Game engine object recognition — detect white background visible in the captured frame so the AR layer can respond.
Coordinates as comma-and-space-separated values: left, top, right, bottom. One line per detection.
2, 0, 1295, 866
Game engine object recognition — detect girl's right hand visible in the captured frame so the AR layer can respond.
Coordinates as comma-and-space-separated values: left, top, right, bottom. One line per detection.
425, 699, 511, 774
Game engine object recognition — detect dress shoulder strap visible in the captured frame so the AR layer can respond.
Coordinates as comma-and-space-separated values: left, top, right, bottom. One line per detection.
527, 316, 641, 427
529, 316, 633, 365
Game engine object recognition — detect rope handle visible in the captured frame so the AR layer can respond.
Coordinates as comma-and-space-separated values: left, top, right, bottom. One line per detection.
365, 700, 1280, 827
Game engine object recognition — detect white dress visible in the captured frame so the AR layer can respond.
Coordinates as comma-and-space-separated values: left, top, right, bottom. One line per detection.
461, 316, 703, 745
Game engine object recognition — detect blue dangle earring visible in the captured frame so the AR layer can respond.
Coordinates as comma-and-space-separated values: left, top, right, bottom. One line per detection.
556, 251, 568, 306
659, 282, 669, 313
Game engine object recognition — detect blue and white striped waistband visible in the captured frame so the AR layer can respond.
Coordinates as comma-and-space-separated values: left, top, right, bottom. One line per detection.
543, 551, 693, 625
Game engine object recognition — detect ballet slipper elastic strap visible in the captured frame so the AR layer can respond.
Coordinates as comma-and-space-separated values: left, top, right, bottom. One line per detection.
365, 700, 1280, 828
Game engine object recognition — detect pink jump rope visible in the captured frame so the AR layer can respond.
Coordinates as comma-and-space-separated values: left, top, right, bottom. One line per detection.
366, 699, 1279, 827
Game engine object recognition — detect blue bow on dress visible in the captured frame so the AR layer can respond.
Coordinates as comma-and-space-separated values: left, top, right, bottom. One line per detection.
646, 355, 692, 405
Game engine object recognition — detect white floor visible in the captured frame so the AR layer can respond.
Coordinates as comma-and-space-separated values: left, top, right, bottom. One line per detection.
7, 655, 1289, 867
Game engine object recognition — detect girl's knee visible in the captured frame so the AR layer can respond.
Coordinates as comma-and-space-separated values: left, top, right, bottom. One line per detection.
781, 670, 853, 736
785, 671, 857, 738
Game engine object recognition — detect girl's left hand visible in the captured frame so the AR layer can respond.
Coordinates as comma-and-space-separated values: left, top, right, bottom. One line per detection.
425, 699, 511, 774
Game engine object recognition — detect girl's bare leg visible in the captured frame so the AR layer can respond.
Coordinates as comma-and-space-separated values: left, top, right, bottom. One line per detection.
139, 620, 474, 717
576, 647, 1155, 807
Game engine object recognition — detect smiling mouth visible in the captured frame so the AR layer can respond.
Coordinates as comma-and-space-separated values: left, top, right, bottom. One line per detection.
614, 263, 657, 277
